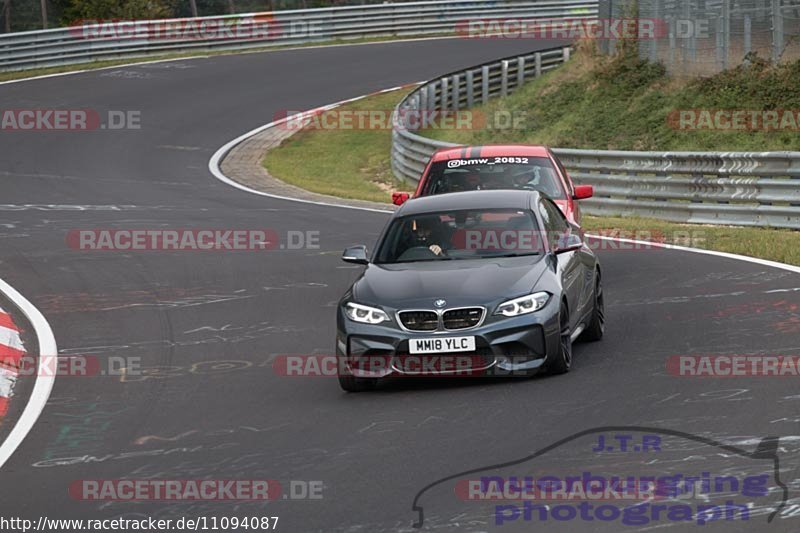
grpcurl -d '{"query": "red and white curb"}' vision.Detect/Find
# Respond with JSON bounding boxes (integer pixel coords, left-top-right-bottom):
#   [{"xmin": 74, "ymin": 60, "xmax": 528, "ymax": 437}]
[{"xmin": 0, "ymin": 305, "xmax": 26, "ymax": 419}]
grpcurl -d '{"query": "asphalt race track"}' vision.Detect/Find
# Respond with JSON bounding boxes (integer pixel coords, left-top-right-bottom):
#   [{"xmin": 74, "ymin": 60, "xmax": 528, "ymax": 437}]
[{"xmin": 0, "ymin": 37, "xmax": 799, "ymax": 532}]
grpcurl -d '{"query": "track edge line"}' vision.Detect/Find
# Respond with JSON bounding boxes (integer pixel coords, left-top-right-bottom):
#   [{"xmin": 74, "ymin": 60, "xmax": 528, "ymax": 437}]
[{"xmin": 0, "ymin": 277, "xmax": 57, "ymax": 470}]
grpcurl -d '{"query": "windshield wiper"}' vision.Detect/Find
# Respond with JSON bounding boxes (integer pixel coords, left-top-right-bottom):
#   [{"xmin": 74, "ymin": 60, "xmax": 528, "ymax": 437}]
[
  {"xmin": 482, "ymin": 252, "xmax": 542, "ymax": 259},
  {"xmin": 390, "ymin": 257, "xmax": 456, "ymax": 264}
]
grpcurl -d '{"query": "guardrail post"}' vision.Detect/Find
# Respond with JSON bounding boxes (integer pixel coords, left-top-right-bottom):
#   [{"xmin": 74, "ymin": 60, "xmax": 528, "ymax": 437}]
[
  {"xmin": 669, "ymin": 17, "xmax": 676, "ymax": 64},
  {"xmin": 716, "ymin": 17, "xmax": 724, "ymax": 71},
  {"xmin": 562, "ymin": 46, "xmax": 571, "ymax": 62},
  {"xmin": 427, "ymin": 83, "xmax": 437, "ymax": 111},
  {"xmin": 517, "ymin": 57, "xmax": 525, "ymax": 87},
  {"xmin": 419, "ymin": 89, "xmax": 428, "ymax": 129},
  {"xmin": 465, "ymin": 69, "xmax": 474, "ymax": 108},
  {"xmin": 744, "ymin": 15, "xmax": 752, "ymax": 57},
  {"xmin": 650, "ymin": 0, "xmax": 660, "ymax": 63},
  {"xmin": 535, "ymin": 52, "xmax": 542, "ymax": 77},
  {"xmin": 481, "ymin": 65, "xmax": 490, "ymax": 104},
  {"xmin": 772, "ymin": 0, "xmax": 784, "ymax": 63},
  {"xmin": 501, "ymin": 60, "xmax": 509, "ymax": 97},
  {"xmin": 441, "ymin": 77, "xmax": 449, "ymax": 111},
  {"xmin": 409, "ymin": 94, "xmax": 419, "ymax": 125},
  {"xmin": 722, "ymin": 0, "xmax": 730, "ymax": 70},
  {"xmin": 452, "ymin": 74, "xmax": 460, "ymax": 110},
  {"xmin": 682, "ymin": 0, "xmax": 691, "ymax": 69},
  {"xmin": 689, "ymin": 3, "xmax": 697, "ymax": 62}
]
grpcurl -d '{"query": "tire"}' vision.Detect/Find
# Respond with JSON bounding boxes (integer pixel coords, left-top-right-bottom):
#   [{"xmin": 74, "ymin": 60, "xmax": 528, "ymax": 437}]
[
  {"xmin": 338, "ymin": 373, "xmax": 379, "ymax": 392},
  {"xmin": 546, "ymin": 301, "xmax": 573, "ymax": 375},
  {"xmin": 581, "ymin": 271, "xmax": 605, "ymax": 342}
]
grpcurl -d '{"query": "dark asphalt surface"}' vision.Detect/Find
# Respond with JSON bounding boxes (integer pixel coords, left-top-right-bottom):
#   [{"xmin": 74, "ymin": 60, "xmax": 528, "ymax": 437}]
[{"xmin": 0, "ymin": 37, "xmax": 799, "ymax": 532}]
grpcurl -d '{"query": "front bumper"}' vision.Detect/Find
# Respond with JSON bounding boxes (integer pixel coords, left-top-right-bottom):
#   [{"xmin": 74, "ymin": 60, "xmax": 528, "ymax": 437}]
[{"xmin": 336, "ymin": 301, "xmax": 561, "ymax": 379}]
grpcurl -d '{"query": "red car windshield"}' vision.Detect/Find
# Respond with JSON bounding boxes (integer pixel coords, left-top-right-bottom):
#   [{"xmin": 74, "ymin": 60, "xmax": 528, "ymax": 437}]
[{"xmin": 421, "ymin": 157, "xmax": 565, "ymax": 200}]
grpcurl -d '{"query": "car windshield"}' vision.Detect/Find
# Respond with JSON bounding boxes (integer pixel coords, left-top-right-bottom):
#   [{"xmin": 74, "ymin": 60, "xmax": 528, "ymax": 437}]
[
  {"xmin": 421, "ymin": 157, "xmax": 566, "ymax": 199},
  {"xmin": 374, "ymin": 208, "xmax": 544, "ymax": 264}
]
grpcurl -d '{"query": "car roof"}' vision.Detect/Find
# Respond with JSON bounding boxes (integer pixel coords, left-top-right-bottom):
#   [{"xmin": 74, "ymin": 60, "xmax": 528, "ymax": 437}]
[
  {"xmin": 430, "ymin": 145, "xmax": 551, "ymax": 162},
  {"xmin": 397, "ymin": 190, "xmax": 541, "ymax": 216}
]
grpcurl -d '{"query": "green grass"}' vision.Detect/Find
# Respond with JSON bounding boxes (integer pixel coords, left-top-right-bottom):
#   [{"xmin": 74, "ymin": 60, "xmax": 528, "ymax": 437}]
[
  {"xmin": 263, "ymin": 89, "xmax": 406, "ymax": 203},
  {"xmin": 423, "ymin": 44, "xmax": 800, "ymax": 151}
]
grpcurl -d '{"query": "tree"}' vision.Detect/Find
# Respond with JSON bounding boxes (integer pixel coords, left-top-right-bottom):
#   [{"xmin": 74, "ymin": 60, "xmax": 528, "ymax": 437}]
[{"xmin": 61, "ymin": 0, "xmax": 177, "ymax": 23}]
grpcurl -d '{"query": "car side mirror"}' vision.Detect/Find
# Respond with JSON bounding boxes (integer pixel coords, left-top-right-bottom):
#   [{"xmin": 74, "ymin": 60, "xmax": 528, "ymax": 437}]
[
  {"xmin": 392, "ymin": 192, "xmax": 410, "ymax": 206},
  {"xmin": 342, "ymin": 245, "xmax": 369, "ymax": 265},
  {"xmin": 573, "ymin": 185, "xmax": 593, "ymax": 200},
  {"xmin": 554, "ymin": 233, "xmax": 583, "ymax": 254}
]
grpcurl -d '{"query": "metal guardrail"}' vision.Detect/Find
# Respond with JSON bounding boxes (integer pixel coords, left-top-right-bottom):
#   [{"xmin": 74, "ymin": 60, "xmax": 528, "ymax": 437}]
[
  {"xmin": 392, "ymin": 45, "xmax": 572, "ymax": 181},
  {"xmin": 0, "ymin": 0, "xmax": 598, "ymax": 71},
  {"xmin": 390, "ymin": 47, "xmax": 800, "ymax": 229}
]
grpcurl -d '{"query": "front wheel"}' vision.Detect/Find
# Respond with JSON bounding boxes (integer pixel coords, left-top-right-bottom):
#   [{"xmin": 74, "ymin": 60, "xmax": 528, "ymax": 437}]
[
  {"xmin": 546, "ymin": 302, "xmax": 572, "ymax": 375},
  {"xmin": 338, "ymin": 373, "xmax": 379, "ymax": 392},
  {"xmin": 581, "ymin": 272, "xmax": 605, "ymax": 342}
]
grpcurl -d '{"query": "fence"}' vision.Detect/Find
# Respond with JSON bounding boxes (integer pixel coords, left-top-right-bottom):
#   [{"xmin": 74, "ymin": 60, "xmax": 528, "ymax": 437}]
[
  {"xmin": 390, "ymin": 45, "xmax": 800, "ymax": 229},
  {"xmin": 0, "ymin": 0, "xmax": 598, "ymax": 71},
  {"xmin": 599, "ymin": 0, "xmax": 800, "ymax": 76}
]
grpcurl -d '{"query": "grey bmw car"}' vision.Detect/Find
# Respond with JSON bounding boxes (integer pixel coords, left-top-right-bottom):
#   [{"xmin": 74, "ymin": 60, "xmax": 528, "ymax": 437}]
[{"xmin": 336, "ymin": 190, "xmax": 604, "ymax": 392}]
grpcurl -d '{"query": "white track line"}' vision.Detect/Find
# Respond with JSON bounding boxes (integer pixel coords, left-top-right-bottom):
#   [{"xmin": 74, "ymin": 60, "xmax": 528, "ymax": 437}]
[
  {"xmin": 587, "ymin": 235, "xmax": 800, "ymax": 275},
  {"xmin": 209, "ymin": 92, "xmax": 800, "ymax": 277},
  {"xmin": 0, "ymin": 277, "xmax": 57, "ymax": 470},
  {"xmin": 208, "ymin": 85, "xmax": 417, "ymax": 214}
]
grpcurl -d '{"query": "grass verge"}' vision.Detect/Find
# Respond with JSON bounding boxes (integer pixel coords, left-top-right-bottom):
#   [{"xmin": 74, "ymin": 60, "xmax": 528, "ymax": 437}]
[{"xmin": 262, "ymin": 88, "xmax": 406, "ymax": 203}]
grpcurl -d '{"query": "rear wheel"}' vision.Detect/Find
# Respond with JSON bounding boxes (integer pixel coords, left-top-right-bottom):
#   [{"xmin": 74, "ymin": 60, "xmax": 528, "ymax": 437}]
[
  {"xmin": 581, "ymin": 272, "xmax": 605, "ymax": 342},
  {"xmin": 547, "ymin": 302, "xmax": 572, "ymax": 375}
]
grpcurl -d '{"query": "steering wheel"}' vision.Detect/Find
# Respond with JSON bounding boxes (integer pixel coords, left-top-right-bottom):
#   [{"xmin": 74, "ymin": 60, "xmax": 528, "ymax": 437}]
[{"xmin": 396, "ymin": 246, "xmax": 440, "ymax": 262}]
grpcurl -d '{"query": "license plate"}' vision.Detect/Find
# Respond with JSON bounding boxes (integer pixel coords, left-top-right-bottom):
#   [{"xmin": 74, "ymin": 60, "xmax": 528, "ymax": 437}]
[{"xmin": 409, "ymin": 336, "xmax": 476, "ymax": 354}]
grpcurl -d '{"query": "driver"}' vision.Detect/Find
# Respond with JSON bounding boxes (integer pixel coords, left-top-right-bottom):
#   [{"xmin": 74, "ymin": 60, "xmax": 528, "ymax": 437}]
[
  {"xmin": 464, "ymin": 171, "xmax": 482, "ymax": 191},
  {"xmin": 411, "ymin": 217, "xmax": 450, "ymax": 256},
  {"xmin": 513, "ymin": 166, "xmax": 541, "ymax": 190}
]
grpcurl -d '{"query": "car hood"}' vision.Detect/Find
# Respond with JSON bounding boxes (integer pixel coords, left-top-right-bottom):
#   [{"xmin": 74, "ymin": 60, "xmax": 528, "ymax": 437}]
[{"xmin": 352, "ymin": 256, "xmax": 548, "ymax": 309}]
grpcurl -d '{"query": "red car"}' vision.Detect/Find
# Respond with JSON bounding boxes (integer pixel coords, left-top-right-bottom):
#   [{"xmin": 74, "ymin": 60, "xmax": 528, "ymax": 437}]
[{"xmin": 392, "ymin": 145, "xmax": 592, "ymax": 225}]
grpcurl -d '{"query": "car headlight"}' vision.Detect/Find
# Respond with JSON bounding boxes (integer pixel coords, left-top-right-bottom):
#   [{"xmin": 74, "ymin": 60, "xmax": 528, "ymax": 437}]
[
  {"xmin": 495, "ymin": 292, "xmax": 550, "ymax": 317},
  {"xmin": 344, "ymin": 302, "xmax": 390, "ymax": 324}
]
